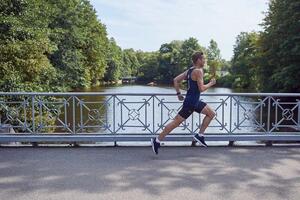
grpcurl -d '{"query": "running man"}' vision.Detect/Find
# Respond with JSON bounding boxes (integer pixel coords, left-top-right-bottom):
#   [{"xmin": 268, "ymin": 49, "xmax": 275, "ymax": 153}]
[{"xmin": 151, "ymin": 51, "xmax": 216, "ymax": 154}]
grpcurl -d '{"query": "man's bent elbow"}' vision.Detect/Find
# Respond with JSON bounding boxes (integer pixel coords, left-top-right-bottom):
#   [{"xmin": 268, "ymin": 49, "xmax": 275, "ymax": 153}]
[{"xmin": 199, "ymin": 87, "xmax": 205, "ymax": 92}]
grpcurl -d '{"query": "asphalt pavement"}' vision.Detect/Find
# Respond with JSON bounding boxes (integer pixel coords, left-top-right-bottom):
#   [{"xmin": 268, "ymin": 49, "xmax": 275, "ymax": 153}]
[{"xmin": 1, "ymin": 146, "xmax": 300, "ymax": 200}]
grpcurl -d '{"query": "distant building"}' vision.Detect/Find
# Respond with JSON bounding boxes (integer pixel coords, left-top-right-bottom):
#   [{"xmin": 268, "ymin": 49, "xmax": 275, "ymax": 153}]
[{"xmin": 122, "ymin": 77, "xmax": 137, "ymax": 84}]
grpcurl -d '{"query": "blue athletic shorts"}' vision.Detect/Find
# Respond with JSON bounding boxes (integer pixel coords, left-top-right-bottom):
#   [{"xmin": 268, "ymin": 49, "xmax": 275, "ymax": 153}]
[{"xmin": 178, "ymin": 100, "xmax": 207, "ymax": 119}]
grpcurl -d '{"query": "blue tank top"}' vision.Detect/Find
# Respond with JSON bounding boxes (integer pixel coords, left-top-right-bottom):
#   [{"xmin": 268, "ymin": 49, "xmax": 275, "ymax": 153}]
[{"xmin": 183, "ymin": 67, "xmax": 200, "ymax": 107}]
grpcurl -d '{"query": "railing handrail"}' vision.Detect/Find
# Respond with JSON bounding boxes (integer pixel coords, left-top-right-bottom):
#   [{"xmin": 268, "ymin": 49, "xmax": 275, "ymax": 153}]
[
  {"xmin": 0, "ymin": 92, "xmax": 299, "ymax": 143},
  {"xmin": 0, "ymin": 92, "xmax": 299, "ymax": 97}
]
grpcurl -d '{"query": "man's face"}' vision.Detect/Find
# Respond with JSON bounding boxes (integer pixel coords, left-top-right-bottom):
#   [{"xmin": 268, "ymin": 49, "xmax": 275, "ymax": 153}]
[{"xmin": 198, "ymin": 56, "xmax": 205, "ymax": 67}]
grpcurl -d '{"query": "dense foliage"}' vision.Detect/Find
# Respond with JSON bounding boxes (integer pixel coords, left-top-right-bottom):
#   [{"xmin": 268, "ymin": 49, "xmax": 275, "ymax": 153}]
[
  {"xmin": 229, "ymin": 0, "xmax": 300, "ymax": 92},
  {"xmin": 0, "ymin": 0, "xmax": 299, "ymax": 92}
]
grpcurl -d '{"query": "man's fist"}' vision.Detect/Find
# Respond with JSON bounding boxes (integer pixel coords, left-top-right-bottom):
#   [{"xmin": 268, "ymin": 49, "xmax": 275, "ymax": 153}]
[
  {"xmin": 177, "ymin": 94, "xmax": 185, "ymax": 101},
  {"xmin": 210, "ymin": 78, "xmax": 216, "ymax": 86}
]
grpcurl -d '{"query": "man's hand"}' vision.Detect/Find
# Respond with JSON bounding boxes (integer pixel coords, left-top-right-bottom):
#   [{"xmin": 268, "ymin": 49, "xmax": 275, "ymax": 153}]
[
  {"xmin": 209, "ymin": 78, "xmax": 216, "ymax": 86},
  {"xmin": 177, "ymin": 94, "xmax": 185, "ymax": 101}
]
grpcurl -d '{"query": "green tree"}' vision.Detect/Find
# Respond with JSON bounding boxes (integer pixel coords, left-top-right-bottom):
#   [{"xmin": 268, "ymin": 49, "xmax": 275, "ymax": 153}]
[
  {"xmin": 231, "ymin": 32, "xmax": 260, "ymax": 89},
  {"xmin": 179, "ymin": 37, "xmax": 205, "ymax": 69},
  {"xmin": 157, "ymin": 41, "xmax": 181, "ymax": 83},
  {"xmin": 136, "ymin": 38, "xmax": 214, "ymax": 84},
  {"xmin": 122, "ymin": 48, "xmax": 139, "ymax": 77},
  {"xmin": 0, "ymin": 0, "xmax": 60, "ymax": 132},
  {"xmin": 137, "ymin": 52, "xmax": 159, "ymax": 83},
  {"xmin": 207, "ymin": 39, "xmax": 222, "ymax": 78},
  {"xmin": 48, "ymin": 0, "xmax": 108, "ymax": 89},
  {"xmin": 257, "ymin": 0, "xmax": 300, "ymax": 92},
  {"xmin": 0, "ymin": 0, "xmax": 58, "ymax": 92},
  {"xmin": 104, "ymin": 38, "xmax": 122, "ymax": 82}
]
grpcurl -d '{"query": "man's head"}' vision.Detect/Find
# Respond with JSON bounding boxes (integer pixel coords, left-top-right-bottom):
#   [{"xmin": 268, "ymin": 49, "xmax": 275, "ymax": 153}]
[{"xmin": 192, "ymin": 51, "xmax": 205, "ymax": 67}]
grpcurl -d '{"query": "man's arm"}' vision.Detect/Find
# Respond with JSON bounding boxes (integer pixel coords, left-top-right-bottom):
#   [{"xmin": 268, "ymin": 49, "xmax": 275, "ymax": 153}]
[
  {"xmin": 173, "ymin": 70, "xmax": 188, "ymax": 94},
  {"xmin": 173, "ymin": 70, "xmax": 188, "ymax": 101},
  {"xmin": 195, "ymin": 69, "xmax": 216, "ymax": 92}
]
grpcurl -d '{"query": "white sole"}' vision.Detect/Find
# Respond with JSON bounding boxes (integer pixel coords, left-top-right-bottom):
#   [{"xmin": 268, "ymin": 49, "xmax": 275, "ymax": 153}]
[{"xmin": 193, "ymin": 136, "xmax": 208, "ymax": 147}]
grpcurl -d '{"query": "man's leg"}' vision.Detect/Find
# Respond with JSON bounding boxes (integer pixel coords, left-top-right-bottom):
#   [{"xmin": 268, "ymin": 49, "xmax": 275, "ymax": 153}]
[
  {"xmin": 199, "ymin": 105, "xmax": 216, "ymax": 133},
  {"xmin": 193, "ymin": 105, "xmax": 216, "ymax": 147},
  {"xmin": 151, "ymin": 114, "xmax": 185, "ymax": 154},
  {"xmin": 158, "ymin": 114, "xmax": 185, "ymax": 141}
]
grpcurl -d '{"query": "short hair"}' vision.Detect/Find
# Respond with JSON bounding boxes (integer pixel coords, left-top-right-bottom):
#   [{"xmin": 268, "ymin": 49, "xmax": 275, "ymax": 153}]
[{"xmin": 192, "ymin": 51, "xmax": 204, "ymax": 64}]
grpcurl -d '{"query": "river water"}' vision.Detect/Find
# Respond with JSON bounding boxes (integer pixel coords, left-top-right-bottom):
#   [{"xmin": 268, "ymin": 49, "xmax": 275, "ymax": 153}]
[{"xmin": 66, "ymin": 84, "xmax": 256, "ymax": 135}]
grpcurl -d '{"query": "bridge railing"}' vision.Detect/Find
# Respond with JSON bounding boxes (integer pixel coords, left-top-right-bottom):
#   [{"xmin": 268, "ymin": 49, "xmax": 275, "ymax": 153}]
[{"xmin": 0, "ymin": 92, "xmax": 299, "ymax": 143}]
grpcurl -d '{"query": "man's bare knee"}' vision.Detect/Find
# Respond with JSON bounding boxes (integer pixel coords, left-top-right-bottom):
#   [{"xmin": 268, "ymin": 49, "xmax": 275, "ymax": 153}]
[{"xmin": 207, "ymin": 110, "xmax": 216, "ymax": 119}]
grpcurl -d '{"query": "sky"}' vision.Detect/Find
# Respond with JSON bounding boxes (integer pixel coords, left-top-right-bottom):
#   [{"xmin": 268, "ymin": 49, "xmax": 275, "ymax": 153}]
[{"xmin": 90, "ymin": 0, "xmax": 269, "ymax": 60}]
